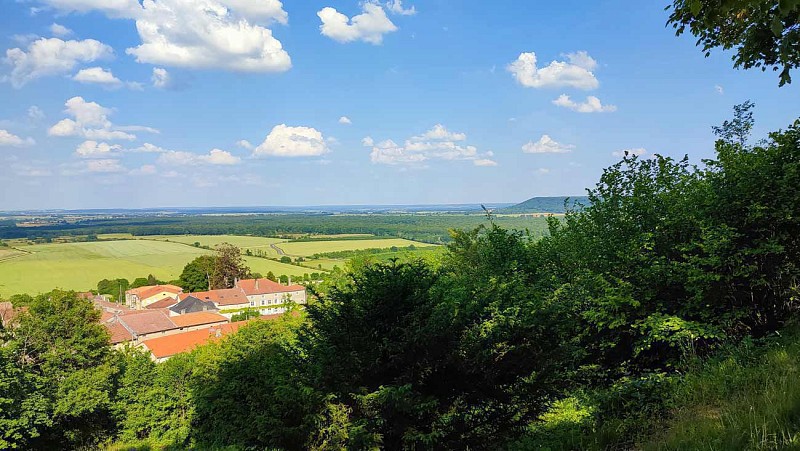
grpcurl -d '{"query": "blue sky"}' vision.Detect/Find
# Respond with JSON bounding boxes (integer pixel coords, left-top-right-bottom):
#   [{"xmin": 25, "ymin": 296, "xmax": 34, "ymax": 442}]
[{"xmin": 0, "ymin": 0, "xmax": 798, "ymax": 210}]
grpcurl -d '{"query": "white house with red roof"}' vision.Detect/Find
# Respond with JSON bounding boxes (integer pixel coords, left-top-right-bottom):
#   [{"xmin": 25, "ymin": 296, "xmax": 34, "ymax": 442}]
[
  {"xmin": 125, "ymin": 284, "xmax": 183, "ymax": 309},
  {"xmin": 235, "ymin": 277, "xmax": 306, "ymax": 315}
]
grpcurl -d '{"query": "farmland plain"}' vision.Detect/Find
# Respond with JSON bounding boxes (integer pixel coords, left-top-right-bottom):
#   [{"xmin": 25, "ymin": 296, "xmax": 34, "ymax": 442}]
[
  {"xmin": 144, "ymin": 235, "xmax": 287, "ymax": 256},
  {"xmin": 0, "ymin": 234, "xmax": 442, "ymax": 296},
  {"xmin": 279, "ymin": 238, "xmax": 436, "ymax": 257},
  {"xmin": 0, "ymin": 239, "xmax": 307, "ymax": 297}
]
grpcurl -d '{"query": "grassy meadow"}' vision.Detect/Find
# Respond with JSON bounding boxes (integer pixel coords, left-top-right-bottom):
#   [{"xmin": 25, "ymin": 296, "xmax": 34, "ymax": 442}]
[
  {"xmin": 0, "ymin": 234, "xmax": 441, "ymax": 296},
  {"xmin": 144, "ymin": 234, "xmax": 287, "ymax": 257},
  {"xmin": 0, "ymin": 239, "xmax": 307, "ymax": 297}
]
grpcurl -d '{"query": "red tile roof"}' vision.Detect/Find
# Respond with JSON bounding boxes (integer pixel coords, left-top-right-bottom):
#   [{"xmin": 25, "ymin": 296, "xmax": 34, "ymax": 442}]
[
  {"xmin": 145, "ymin": 295, "xmax": 180, "ymax": 310},
  {"xmin": 170, "ymin": 311, "xmax": 228, "ymax": 328},
  {"xmin": 107, "ymin": 321, "xmax": 134, "ymax": 344},
  {"xmin": 141, "ymin": 322, "xmax": 245, "ymax": 359},
  {"xmin": 126, "ymin": 284, "xmax": 183, "ymax": 300},
  {"xmin": 115, "ymin": 310, "xmax": 178, "ymax": 335},
  {"xmin": 183, "ymin": 287, "xmax": 248, "ymax": 306},
  {"xmin": 236, "ymin": 278, "xmax": 305, "ymax": 295}
]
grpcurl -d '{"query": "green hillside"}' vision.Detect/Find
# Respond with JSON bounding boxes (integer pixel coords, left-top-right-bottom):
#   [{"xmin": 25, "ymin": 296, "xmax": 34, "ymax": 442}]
[{"xmin": 499, "ymin": 196, "xmax": 589, "ymax": 214}]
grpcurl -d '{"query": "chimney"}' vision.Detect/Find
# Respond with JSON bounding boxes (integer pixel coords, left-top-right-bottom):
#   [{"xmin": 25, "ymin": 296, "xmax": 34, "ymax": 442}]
[
  {"xmin": 288, "ymin": 276, "xmax": 291, "ymax": 286},
  {"xmin": 181, "ymin": 309, "xmax": 186, "ymax": 315},
  {"xmin": 255, "ymin": 278, "xmax": 259, "ymax": 290}
]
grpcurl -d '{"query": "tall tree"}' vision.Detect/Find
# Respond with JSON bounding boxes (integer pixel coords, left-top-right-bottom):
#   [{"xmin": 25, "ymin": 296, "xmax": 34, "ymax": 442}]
[
  {"xmin": 0, "ymin": 290, "xmax": 116, "ymax": 449},
  {"xmin": 211, "ymin": 243, "xmax": 250, "ymax": 289},
  {"xmin": 667, "ymin": 0, "xmax": 800, "ymax": 85},
  {"xmin": 178, "ymin": 255, "xmax": 216, "ymax": 292}
]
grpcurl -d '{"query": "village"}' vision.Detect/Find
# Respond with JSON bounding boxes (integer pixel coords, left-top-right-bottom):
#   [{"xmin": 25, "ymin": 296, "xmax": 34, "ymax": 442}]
[{"xmin": 84, "ymin": 278, "xmax": 307, "ymax": 362}]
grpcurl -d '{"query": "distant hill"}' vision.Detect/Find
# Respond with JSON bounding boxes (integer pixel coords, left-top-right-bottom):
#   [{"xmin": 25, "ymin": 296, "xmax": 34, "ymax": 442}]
[{"xmin": 498, "ymin": 196, "xmax": 589, "ymax": 214}]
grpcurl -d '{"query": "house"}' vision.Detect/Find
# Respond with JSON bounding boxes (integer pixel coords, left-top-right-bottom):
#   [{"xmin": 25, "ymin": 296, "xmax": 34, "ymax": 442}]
[
  {"xmin": 235, "ymin": 277, "xmax": 307, "ymax": 316},
  {"xmin": 139, "ymin": 312, "xmax": 296, "ymax": 362},
  {"xmin": 140, "ymin": 322, "xmax": 245, "ymax": 363},
  {"xmin": 125, "ymin": 284, "xmax": 183, "ymax": 309},
  {"xmin": 145, "ymin": 296, "xmax": 180, "ymax": 310},
  {"xmin": 180, "ymin": 287, "xmax": 250, "ymax": 318},
  {"xmin": 101, "ymin": 309, "xmax": 229, "ymax": 347},
  {"xmin": 170, "ymin": 311, "xmax": 228, "ymax": 329},
  {"xmin": 168, "ymin": 295, "xmax": 218, "ymax": 316}
]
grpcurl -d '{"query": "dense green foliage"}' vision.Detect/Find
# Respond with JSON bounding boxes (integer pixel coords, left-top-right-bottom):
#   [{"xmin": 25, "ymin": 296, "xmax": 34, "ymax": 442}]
[
  {"xmin": 0, "ymin": 291, "xmax": 114, "ymax": 449},
  {"xmin": 668, "ymin": 0, "xmax": 800, "ymax": 85},
  {"xmin": 177, "ymin": 244, "xmax": 252, "ymax": 291},
  {"xmin": 2, "ymin": 107, "xmax": 800, "ymax": 449}
]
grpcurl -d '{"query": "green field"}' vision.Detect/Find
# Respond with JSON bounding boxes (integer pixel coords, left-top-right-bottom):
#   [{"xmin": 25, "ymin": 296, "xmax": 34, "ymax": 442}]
[
  {"xmin": 279, "ymin": 238, "xmax": 437, "ymax": 257},
  {"xmin": 0, "ymin": 240, "xmax": 308, "ymax": 297},
  {"xmin": 143, "ymin": 234, "xmax": 287, "ymax": 257}
]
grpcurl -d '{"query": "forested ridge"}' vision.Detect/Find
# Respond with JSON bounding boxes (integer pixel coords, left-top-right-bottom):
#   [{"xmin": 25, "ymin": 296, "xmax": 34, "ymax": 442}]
[{"xmin": 2, "ymin": 105, "xmax": 800, "ymax": 449}]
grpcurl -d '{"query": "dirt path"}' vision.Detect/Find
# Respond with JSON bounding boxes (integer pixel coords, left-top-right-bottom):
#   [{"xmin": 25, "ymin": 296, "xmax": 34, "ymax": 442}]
[{"xmin": 270, "ymin": 243, "xmax": 286, "ymax": 256}]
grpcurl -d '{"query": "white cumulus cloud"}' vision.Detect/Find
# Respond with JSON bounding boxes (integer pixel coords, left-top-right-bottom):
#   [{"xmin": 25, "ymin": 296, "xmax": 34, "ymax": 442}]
[
  {"xmin": 338, "ymin": 116, "xmax": 352, "ymax": 125},
  {"xmin": 151, "ymin": 67, "xmax": 170, "ymax": 88},
  {"xmin": 508, "ymin": 50, "xmax": 599, "ymax": 90},
  {"xmin": 4, "ymin": 37, "xmax": 113, "ymax": 88},
  {"xmin": 522, "ymin": 135, "xmax": 575, "ymax": 154},
  {"xmin": 37, "ymin": 0, "xmax": 292, "ymax": 73},
  {"xmin": 385, "ymin": 0, "xmax": 416, "ymax": 15},
  {"xmin": 254, "ymin": 124, "xmax": 330, "ymax": 157},
  {"xmin": 368, "ymin": 124, "xmax": 492, "ymax": 166},
  {"xmin": 50, "ymin": 23, "xmax": 73, "ymax": 37},
  {"xmin": 552, "ymin": 94, "xmax": 617, "ymax": 113},
  {"xmin": 236, "ymin": 139, "xmax": 253, "ymax": 149},
  {"xmin": 158, "ymin": 148, "xmax": 241, "ymax": 165},
  {"xmin": 318, "ymin": 3, "xmax": 398, "ymax": 44},
  {"xmin": 126, "ymin": 0, "xmax": 291, "ymax": 72},
  {"xmin": 73, "ymin": 66, "xmax": 121, "ymax": 86},
  {"xmin": 47, "ymin": 96, "xmax": 156, "ymax": 141},
  {"xmin": 0, "ymin": 130, "xmax": 35, "ymax": 147},
  {"xmin": 75, "ymin": 140, "xmax": 121, "ymax": 158}
]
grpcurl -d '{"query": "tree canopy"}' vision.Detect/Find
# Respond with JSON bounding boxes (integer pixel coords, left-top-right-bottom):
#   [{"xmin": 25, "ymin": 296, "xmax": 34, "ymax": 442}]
[{"xmin": 668, "ymin": 0, "xmax": 800, "ymax": 85}]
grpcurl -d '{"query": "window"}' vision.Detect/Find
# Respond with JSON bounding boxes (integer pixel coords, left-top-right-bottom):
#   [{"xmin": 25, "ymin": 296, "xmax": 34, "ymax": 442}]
[{"xmin": 249, "ymin": 301, "xmax": 255, "ymax": 307}]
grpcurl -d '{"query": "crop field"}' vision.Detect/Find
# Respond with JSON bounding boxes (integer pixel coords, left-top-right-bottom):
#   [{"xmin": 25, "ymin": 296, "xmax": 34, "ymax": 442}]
[
  {"xmin": 143, "ymin": 234, "xmax": 287, "ymax": 256},
  {"xmin": 279, "ymin": 238, "xmax": 437, "ymax": 257},
  {"xmin": 0, "ymin": 240, "xmax": 306, "ymax": 297},
  {"xmin": 0, "ymin": 248, "xmax": 26, "ymax": 262}
]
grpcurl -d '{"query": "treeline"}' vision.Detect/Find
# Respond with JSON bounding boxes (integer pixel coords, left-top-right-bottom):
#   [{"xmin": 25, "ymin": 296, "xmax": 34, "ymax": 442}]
[
  {"xmin": 0, "ymin": 213, "xmax": 550, "ymax": 244},
  {"xmin": 311, "ymin": 244, "xmax": 420, "ymax": 259}
]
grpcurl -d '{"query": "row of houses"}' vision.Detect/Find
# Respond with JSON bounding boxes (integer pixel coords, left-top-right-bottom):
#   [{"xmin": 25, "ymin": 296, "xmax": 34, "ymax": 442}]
[
  {"xmin": 90, "ymin": 277, "xmax": 308, "ymax": 361},
  {"xmin": 124, "ymin": 277, "xmax": 307, "ymax": 318}
]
